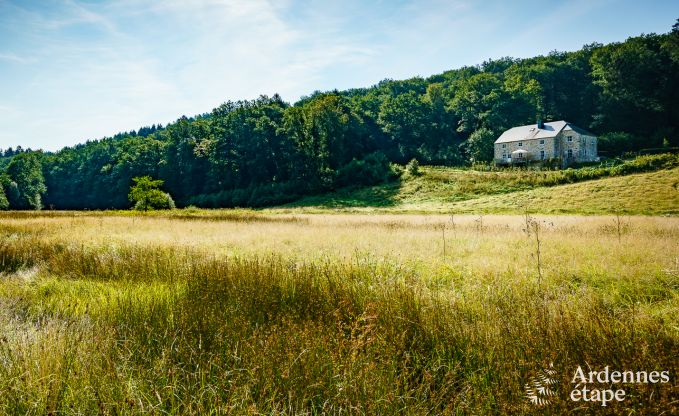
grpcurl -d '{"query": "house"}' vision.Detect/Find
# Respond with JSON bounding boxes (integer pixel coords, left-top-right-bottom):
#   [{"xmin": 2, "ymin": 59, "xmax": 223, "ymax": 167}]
[{"xmin": 494, "ymin": 120, "xmax": 598, "ymax": 167}]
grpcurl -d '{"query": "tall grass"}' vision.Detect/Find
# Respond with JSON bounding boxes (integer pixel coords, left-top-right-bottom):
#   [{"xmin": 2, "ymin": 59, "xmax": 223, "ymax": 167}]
[{"xmin": 0, "ymin": 215, "xmax": 677, "ymax": 414}]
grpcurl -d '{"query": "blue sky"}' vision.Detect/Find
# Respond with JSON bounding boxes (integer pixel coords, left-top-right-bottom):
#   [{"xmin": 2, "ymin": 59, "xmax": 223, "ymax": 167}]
[{"xmin": 1, "ymin": 0, "xmax": 677, "ymax": 151}]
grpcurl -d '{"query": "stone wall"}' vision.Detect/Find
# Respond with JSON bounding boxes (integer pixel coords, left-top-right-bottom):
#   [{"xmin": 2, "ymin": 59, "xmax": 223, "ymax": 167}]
[
  {"xmin": 494, "ymin": 136, "xmax": 558, "ymax": 164},
  {"xmin": 558, "ymin": 130, "xmax": 598, "ymax": 164},
  {"xmin": 494, "ymin": 129, "xmax": 598, "ymax": 166}
]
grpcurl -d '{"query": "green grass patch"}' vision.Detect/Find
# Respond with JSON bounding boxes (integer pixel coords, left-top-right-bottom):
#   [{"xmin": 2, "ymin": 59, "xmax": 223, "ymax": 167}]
[{"xmin": 281, "ymin": 154, "xmax": 679, "ymax": 215}]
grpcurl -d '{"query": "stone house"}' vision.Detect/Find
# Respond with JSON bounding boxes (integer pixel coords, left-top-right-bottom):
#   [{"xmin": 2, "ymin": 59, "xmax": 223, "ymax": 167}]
[{"xmin": 494, "ymin": 120, "xmax": 598, "ymax": 167}]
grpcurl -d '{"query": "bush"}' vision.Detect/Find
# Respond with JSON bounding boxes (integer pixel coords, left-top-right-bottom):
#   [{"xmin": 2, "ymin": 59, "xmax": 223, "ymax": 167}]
[
  {"xmin": 0, "ymin": 184, "xmax": 8, "ymax": 210},
  {"xmin": 598, "ymin": 132, "xmax": 640, "ymax": 155},
  {"xmin": 133, "ymin": 192, "xmax": 174, "ymax": 211},
  {"xmin": 166, "ymin": 193, "xmax": 176, "ymax": 209},
  {"xmin": 335, "ymin": 152, "xmax": 401, "ymax": 188},
  {"xmin": 405, "ymin": 158, "xmax": 420, "ymax": 177},
  {"xmin": 465, "ymin": 127, "xmax": 496, "ymax": 162},
  {"xmin": 187, "ymin": 180, "xmax": 312, "ymax": 209},
  {"xmin": 129, "ymin": 176, "xmax": 175, "ymax": 211}
]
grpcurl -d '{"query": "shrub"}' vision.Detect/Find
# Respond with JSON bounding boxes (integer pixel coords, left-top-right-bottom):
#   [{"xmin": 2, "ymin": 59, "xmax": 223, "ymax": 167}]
[
  {"xmin": 598, "ymin": 132, "xmax": 640, "ymax": 155},
  {"xmin": 187, "ymin": 180, "xmax": 311, "ymax": 209},
  {"xmin": 336, "ymin": 152, "xmax": 400, "ymax": 187},
  {"xmin": 129, "ymin": 176, "xmax": 175, "ymax": 211},
  {"xmin": 0, "ymin": 175, "xmax": 9, "ymax": 210},
  {"xmin": 465, "ymin": 127, "xmax": 496, "ymax": 162},
  {"xmin": 405, "ymin": 158, "xmax": 420, "ymax": 177},
  {"xmin": 0, "ymin": 186, "xmax": 8, "ymax": 210}
]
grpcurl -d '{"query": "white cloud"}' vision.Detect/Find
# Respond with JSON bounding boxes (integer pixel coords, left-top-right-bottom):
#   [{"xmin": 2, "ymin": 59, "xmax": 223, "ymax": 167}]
[
  {"xmin": 1, "ymin": 0, "xmax": 386, "ymax": 150},
  {"xmin": 0, "ymin": 52, "xmax": 31, "ymax": 63},
  {"xmin": 2, "ymin": 0, "xmax": 669, "ymax": 151}
]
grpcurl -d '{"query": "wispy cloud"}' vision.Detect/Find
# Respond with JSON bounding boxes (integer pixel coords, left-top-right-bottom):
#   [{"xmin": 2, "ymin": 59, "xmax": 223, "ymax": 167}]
[
  {"xmin": 0, "ymin": 0, "xmax": 675, "ymax": 150},
  {"xmin": 0, "ymin": 52, "xmax": 30, "ymax": 63},
  {"xmin": 1, "ymin": 0, "xmax": 383, "ymax": 149}
]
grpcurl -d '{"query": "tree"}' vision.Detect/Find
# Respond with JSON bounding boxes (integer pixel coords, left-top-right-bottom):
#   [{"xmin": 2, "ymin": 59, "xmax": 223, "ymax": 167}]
[
  {"xmin": 10, "ymin": 24, "xmax": 676, "ymax": 209},
  {"xmin": 283, "ymin": 94, "xmax": 365, "ymax": 188},
  {"xmin": 335, "ymin": 152, "xmax": 398, "ymax": 187},
  {"xmin": 597, "ymin": 132, "xmax": 640, "ymax": 155},
  {"xmin": 465, "ymin": 127, "xmax": 496, "ymax": 163},
  {"xmin": 6, "ymin": 152, "xmax": 46, "ymax": 210},
  {"xmin": 0, "ymin": 175, "xmax": 9, "ymax": 210},
  {"xmin": 448, "ymin": 72, "xmax": 516, "ymax": 138},
  {"xmin": 590, "ymin": 33, "xmax": 678, "ymax": 145},
  {"xmin": 128, "ymin": 176, "xmax": 175, "ymax": 211}
]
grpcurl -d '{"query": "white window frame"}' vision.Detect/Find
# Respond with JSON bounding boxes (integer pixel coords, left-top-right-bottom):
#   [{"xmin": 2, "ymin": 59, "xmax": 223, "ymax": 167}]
[{"xmin": 518, "ymin": 141, "xmax": 523, "ymax": 147}]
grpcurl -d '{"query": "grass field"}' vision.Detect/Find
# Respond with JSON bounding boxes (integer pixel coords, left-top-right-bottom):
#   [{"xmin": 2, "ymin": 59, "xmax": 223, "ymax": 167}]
[
  {"xmin": 284, "ymin": 164, "xmax": 679, "ymax": 215},
  {"xmin": 0, "ymin": 211, "xmax": 678, "ymax": 414}
]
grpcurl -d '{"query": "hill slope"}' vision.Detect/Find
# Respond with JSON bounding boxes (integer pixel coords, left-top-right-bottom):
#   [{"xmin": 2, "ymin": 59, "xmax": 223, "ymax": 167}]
[{"xmin": 280, "ymin": 167, "xmax": 679, "ymax": 215}]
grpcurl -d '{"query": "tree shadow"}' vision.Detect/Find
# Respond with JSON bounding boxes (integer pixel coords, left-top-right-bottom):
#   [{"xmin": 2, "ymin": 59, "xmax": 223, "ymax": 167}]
[{"xmin": 283, "ymin": 178, "xmax": 403, "ymax": 208}]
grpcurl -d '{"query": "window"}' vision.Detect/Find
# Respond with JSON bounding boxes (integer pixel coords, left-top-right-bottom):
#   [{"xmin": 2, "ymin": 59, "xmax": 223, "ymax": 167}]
[
  {"xmin": 567, "ymin": 136, "xmax": 573, "ymax": 142},
  {"xmin": 502, "ymin": 153, "xmax": 506, "ymax": 159},
  {"xmin": 540, "ymin": 150, "xmax": 545, "ymax": 160},
  {"xmin": 518, "ymin": 142, "xmax": 523, "ymax": 147},
  {"xmin": 539, "ymin": 139, "xmax": 544, "ymax": 145},
  {"xmin": 502, "ymin": 144, "xmax": 506, "ymax": 149},
  {"xmin": 567, "ymin": 149, "xmax": 573, "ymax": 158},
  {"xmin": 517, "ymin": 152, "xmax": 523, "ymax": 158}
]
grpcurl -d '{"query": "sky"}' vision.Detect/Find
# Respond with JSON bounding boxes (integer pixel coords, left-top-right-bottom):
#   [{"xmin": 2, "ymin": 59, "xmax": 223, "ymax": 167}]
[{"xmin": 0, "ymin": 0, "xmax": 677, "ymax": 151}]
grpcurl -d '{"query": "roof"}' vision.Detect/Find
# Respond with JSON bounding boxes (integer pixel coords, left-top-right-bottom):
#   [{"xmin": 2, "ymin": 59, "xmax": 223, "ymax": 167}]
[{"xmin": 494, "ymin": 120, "xmax": 595, "ymax": 144}]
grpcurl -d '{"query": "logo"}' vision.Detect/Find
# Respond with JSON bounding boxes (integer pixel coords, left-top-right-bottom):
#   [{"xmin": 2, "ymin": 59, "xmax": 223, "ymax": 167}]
[
  {"xmin": 570, "ymin": 365, "xmax": 670, "ymax": 407},
  {"xmin": 525, "ymin": 362, "xmax": 559, "ymax": 406},
  {"xmin": 525, "ymin": 363, "xmax": 672, "ymax": 408}
]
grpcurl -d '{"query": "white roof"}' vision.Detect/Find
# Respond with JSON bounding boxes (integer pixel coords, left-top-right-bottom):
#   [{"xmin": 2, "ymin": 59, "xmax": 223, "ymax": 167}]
[{"xmin": 494, "ymin": 120, "xmax": 594, "ymax": 144}]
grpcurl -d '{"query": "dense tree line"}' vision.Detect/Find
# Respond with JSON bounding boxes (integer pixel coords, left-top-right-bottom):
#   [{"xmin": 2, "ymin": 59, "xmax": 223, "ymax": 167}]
[{"xmin": 0, "ymin": 25, "xmax": 677, "ymax": 210}]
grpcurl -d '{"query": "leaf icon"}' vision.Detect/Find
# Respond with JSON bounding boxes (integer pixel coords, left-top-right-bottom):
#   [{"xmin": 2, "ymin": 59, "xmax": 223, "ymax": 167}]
[{"xmin": 525, "ymin": 363, "xmax": 559, "ymax": 406}]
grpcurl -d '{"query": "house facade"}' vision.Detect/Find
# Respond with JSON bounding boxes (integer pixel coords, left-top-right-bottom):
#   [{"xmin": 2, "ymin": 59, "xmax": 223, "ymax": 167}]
[{"xmin": 494, "ymin": 120, "xmax": 598, "ymax": 167}]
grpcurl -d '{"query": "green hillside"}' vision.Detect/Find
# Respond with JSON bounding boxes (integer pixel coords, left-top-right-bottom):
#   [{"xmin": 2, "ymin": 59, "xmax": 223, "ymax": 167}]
[
  {"xmin": 3, "ymin": 26, "xmax": 679, "ymax": 212},
  {"xmin": 280, "ymin": 162, "xmax": 679, "ymax": 215}
]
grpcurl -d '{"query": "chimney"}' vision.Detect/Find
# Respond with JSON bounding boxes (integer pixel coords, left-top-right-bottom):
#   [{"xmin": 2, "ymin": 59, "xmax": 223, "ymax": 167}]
[{"xmin": 537, "ymin": 118, "xmax": 544, "ymax": 129}]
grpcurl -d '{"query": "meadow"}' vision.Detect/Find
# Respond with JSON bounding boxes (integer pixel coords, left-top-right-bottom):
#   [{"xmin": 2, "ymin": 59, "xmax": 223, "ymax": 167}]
[
  {"xmin": 286, "ymin": 154, "xmax": 679, "ymax": 215},
  {"xmin": 0, "ymin": 211, "xmax": 677, "ymax": 414}
]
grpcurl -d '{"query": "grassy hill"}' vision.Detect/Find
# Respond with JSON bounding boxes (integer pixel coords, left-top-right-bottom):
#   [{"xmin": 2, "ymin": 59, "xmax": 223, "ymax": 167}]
[
  {"xmin": 446, "ymin": 168, "xmax": 679, "ymax": 215},
  {"xmin": 279, "ymin": 157, "xmax": 679, "ymax": 215}
]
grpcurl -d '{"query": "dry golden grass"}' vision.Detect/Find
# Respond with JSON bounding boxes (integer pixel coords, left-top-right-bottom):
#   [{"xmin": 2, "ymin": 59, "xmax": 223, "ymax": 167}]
[
  {"xmin": 0, "ymin": 212, "xmax": 677, "ymax": 414},
  {"xmin": 3, "ymin": 214, "xmax": 677, "ymax": 278}
]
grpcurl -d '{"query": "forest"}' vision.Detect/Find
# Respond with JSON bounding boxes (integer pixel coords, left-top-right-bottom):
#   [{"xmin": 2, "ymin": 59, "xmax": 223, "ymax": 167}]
[{"xmin": 0, "ymin": 23, "xmax": 677, "ymax": 210}]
